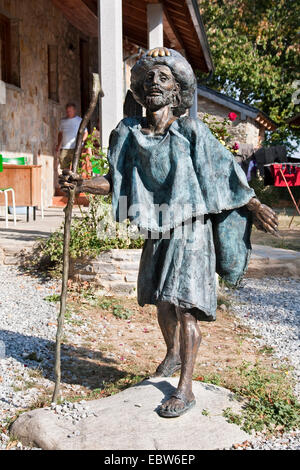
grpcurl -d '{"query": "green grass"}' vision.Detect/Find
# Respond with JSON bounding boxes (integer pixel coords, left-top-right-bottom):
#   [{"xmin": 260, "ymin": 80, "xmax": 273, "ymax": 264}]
[
  {"xmin": 44, "ymin": 294, "xmax": 60, "ymax": 303},
  {"xmin": 223, "ymin": 362, "xmax": 299, "ymax": 434},
  {"xmin": 195, "ymin": 361, "xmax": 299, "ymax": 434},
  {"xmin": 98, "ymin": 298, "xmax": 134, "ymax": 320}
]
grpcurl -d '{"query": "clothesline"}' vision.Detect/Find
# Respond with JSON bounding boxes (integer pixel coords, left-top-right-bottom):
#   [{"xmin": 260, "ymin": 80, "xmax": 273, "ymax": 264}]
[
  {"xmin": 264, "ymin": 162, "xmax": 300, "ymax": 187},
  {"xmin": 264, "ymin": 163, "xmax": 300, "ymax": 228}
]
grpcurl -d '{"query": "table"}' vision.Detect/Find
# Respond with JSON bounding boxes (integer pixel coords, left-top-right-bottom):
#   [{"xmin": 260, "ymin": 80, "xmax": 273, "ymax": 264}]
[{"xmin": 0, "ymin": 164, "xmax": 42, "ymax": 221}]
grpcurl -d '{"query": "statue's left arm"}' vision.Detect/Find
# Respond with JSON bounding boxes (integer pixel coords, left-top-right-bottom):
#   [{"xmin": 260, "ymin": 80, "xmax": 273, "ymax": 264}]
[
  {"xmin": 188, "ymin": 118, "xmax": 279, "ymax": 237},
  {"xmin": 246, "ymin": 197, "xmax": 279, "ymax": 236}
]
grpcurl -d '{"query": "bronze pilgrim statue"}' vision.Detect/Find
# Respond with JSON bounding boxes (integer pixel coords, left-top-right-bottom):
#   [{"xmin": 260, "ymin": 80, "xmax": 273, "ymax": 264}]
[{"xmin": 60, "ymin": 48, "xmax": 278, "ymax": 418}]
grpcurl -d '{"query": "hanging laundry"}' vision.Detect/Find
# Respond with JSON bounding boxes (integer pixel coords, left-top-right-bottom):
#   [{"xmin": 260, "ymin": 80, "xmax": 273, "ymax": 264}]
[
  {"xmin": 254, "ymin": 148, "xmax": 267, "ymax": 176},
  {"xmin": 264, "ymin": 163, "xmax": 300, "ymax": 187},
  {"xmin": 253, "ymin": 145, "xmax": 287, "ymax": 176},
  {"xmin": 246, "ymin": 158, "xmax": 257, "ymax": 181},
  {"xmin": 274, "ymin": 145, "xmax": 287, "ymax": 163}
]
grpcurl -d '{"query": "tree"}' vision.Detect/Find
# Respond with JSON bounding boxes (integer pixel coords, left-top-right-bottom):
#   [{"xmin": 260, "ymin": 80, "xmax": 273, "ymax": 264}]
[{"xmin": 198, "ymin": 0, "xmax": 300, "ymax": 148}]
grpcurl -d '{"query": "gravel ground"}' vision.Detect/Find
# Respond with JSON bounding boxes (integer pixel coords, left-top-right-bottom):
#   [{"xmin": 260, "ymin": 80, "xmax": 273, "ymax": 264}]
[
  {"xmin": 229, "ymin": 276, "xmax": 300, "ymax": 450},
  {"xmin": 0, "ymin": 266, "xmax": 299, "ymax": 450},
  {"xmin": 237, "ymin": 429, "xmax": 300, "ymax": 450},
  {"xmin": 230, "ymin": 277, "xmax": 300, "ymax": 396},
  {"xmin": 0, "ymin": 266, "xmax": 86, "ymax": 450}
]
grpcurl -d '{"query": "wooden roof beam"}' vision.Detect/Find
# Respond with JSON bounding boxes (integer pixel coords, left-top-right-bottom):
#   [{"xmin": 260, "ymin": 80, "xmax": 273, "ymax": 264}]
[
  {"xmin": 163, "ymin": 7, "xmax": 186, "ymax": 54},
  {"xmin": 185, "ymin": 0, "xmax": 214, "ymax": 72},
  {"xmin": 255, "ymin": 114, "xmax": 276, "ymax": 131},
  {"xmin": 51, "ymin": 0, "xmax": 98, "ymax": 37}
]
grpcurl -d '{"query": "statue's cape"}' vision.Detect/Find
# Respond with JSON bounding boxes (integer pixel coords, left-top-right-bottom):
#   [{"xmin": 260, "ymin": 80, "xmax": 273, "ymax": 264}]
[{"xmin": 108, "ymin": 116, "xmax": 255, "ymax": 285}]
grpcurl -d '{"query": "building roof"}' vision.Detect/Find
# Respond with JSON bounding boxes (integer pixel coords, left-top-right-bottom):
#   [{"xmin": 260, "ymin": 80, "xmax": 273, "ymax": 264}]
[
  {"xmin": 51, "ymin": 0, "xmax": 98, "ymax": 37},
  {"xmin": 198, "ymin": 85, "xmax": 277, "ymax": 131},
  {"xmin": 51, "ymin": 0, "xmax": 214, "ymax": 73}
]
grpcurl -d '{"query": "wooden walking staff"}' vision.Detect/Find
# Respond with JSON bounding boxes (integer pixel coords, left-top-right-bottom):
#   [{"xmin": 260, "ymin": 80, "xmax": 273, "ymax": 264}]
[{"xmin": 52, "ymin": 74, "xmax": 104, "ymax": 403}]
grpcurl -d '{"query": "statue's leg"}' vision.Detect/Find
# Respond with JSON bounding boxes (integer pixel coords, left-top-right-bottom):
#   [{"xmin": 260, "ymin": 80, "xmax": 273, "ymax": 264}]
[
  {"xmin": 154, "ymin": 301, "xmax": 182, "ymax": 377},
  {"xmin": 158, "ymin": 308, "xmax": 201, "ymax": 417}
]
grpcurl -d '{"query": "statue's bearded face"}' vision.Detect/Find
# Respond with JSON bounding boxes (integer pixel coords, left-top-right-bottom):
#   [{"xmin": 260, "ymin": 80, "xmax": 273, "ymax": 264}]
[{"xmin": 143, "ymin": 65, "xmax": 179, "ymax": 111}]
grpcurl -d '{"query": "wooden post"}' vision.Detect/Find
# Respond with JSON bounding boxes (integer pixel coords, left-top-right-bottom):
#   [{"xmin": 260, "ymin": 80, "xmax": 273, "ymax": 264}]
[
  {"xmin": 147, "ymin": 3, "xmax": 164, "ymax": 49},
  {"xmin": 98, "ymin": 0, "xmax": 123, "ymax": 149}
]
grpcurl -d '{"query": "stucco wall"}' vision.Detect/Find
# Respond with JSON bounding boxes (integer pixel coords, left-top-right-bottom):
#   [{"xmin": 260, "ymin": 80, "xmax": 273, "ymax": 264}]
[
  {"xmin": 0, "ymin": 0, "xmax": 97, "ymax": 206},
  {"xmin": 198, "ymin": 95, "xmax": 264, "ymax": 148}
]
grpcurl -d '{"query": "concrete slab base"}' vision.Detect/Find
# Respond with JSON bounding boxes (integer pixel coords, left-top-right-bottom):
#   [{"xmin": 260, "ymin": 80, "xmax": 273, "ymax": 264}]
[
  {"xmin": 11, "ymin": 378, "xmax": 250, "ymax": 450},
  {"xmin": 248, "ymin": 244, "xmax": 300, "ymax": 278}
]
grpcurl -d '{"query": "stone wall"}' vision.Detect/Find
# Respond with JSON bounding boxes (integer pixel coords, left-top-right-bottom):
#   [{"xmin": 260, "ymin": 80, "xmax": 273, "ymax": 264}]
[
  {"xmin": 198, "ymin": 95, "xmax": 263, "ymax": 148},
  {"xmin": 70, "ymin": 249, "xmax": 142, "ymax": 297},
  {"xmin": 67, "ymin": 247, "xmax": 300, "ymax": 295},
  {"xmin": 0, "ymin": 0, "xmax": 98, "ymax": 206}
]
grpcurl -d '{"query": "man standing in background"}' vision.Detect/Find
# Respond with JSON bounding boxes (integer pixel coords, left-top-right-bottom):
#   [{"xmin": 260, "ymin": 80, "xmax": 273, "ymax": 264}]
[{"xmin": 56, "ymin": 103, "xmax": 88, "ymax": 169}]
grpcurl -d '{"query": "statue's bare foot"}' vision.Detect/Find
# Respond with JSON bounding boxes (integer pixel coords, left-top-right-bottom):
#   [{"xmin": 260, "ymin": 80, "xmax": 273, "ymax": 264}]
[
  {"xmin": 154, "ymin": 355, "xmax": 181, "ymax": 377},
  {"xmin": 158, "ymin": 389, "xmax": 196, "ymax": 418}
]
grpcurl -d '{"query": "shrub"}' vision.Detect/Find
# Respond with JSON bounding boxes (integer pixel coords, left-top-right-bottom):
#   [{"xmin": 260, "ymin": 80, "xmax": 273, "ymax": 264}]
[
  {"xmin": 82, "ymin": 128, "xmax": 109, "ymax": 175},
  {"xmin": 202, "ymin": 112, "xmax": 240, "ymax": 154},
  {"xmin": 29, "ymin": 195, "xmax": 144, "ymax": 276},
  {"xmin": 249, "ymin": 176, "xmax": 279, "ymax": 206}
]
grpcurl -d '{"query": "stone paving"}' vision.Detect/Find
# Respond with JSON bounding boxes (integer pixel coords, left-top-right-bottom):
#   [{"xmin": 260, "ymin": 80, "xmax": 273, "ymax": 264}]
[{"xmin": 0, "ymin": 207, "xmax": 83, "ymax": 265}]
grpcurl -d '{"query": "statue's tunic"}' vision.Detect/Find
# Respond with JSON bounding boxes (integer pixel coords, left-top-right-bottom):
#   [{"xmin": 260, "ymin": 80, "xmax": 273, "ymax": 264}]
[{"xmin": 108, "ymin": 116, "xmax": 255, "ymax": 321}]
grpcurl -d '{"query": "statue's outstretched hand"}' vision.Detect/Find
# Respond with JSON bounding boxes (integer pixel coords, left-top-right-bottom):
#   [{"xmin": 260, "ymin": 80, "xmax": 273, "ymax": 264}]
[
  {"xmin": 59, "ymin": 169, "xmax": 83, "ymax": 193},
  {"xmin": 147, "ymin": 47, "xmax": 171, "ymax": 58},
  {"xmin": 247, "ymin": 198, "xmax": 279, "ymax": 236}
]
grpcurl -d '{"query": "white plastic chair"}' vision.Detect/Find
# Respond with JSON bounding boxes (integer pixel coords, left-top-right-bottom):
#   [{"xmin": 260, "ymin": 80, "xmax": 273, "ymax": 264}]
[
  {"xmin": 40, "ymin": 182, "xmax": 44, "ymax": 219},
  {"xmin": 0, "ymin": 188, "xmax": 16, "ymax": 228}
]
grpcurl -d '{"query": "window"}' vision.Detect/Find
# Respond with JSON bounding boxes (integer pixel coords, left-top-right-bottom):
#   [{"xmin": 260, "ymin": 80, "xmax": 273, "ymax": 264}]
[
  {"xmin": 48, "ymin": 45, "xmax": 59, "ymax": 102},
  {"xmin": 0, "ymin": 14, "xmax": 20, "ymax": 87},
  {"xmin": 0, "ymin": 14, "xmax": 10, "ymax": 83}
]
